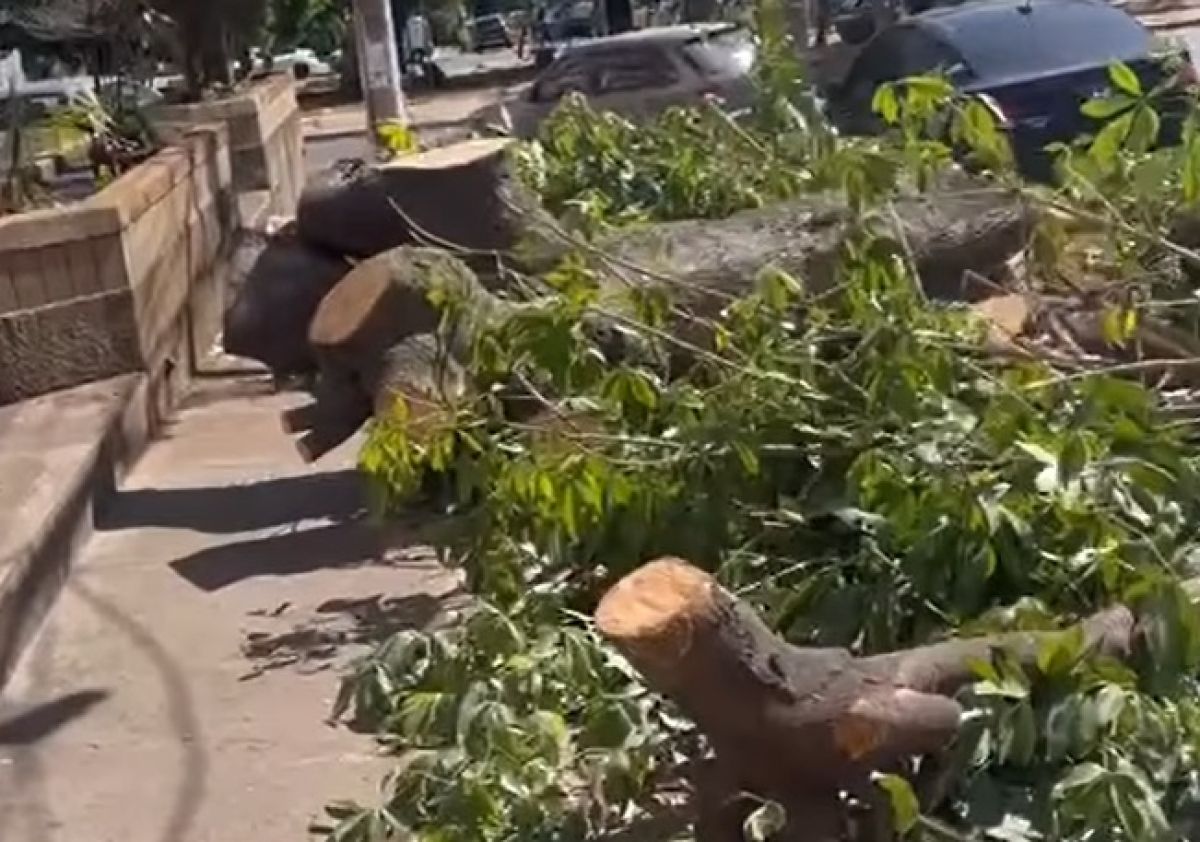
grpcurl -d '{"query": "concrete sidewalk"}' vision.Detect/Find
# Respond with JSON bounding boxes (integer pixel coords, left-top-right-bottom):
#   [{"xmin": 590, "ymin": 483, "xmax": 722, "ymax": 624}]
[{"xmin": 0, "ymin": 376, "xmax": 455, "ymax": 842}]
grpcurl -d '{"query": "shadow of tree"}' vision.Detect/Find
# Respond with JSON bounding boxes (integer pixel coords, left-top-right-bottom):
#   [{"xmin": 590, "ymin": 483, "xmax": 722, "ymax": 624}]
[
  {"xmin": 169, "ymin": 518, "xmax": 392, "ymax": 592},
  {"xmin": 99, "ymin": 469, "xmax": 365, "ymax": 535}
]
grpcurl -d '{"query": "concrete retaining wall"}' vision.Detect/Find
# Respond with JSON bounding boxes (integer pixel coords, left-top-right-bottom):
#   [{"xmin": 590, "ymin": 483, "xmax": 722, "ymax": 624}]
[
  {"xmin": 151, "ymin": 74, "xmax": 306, "ymax": 218},
  {"xmin": 0, "ymin": 123, "xmax": 236, "ymax": 408}
]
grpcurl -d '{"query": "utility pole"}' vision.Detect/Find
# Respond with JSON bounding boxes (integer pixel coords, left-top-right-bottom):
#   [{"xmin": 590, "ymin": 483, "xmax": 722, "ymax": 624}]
[{"xmin": 351, "ymin": 0, "xmax": 407, "ymax": 145}]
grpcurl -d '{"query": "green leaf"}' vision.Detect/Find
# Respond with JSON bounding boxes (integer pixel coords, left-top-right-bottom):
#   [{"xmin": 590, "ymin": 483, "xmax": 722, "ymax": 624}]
[
  {"xmin": 527, "ymin": 710, "xmax": 571, "ymax": 765},
  {"xmin": 1053, "ymin": 761, "xmax": 1107, "ymax": 797},
  {"xmin": 872, "ymin": 84, "xmax": 901, "ymax": 124},
  {"xmin": 582, "ymin": 699, "xmax": 635, "ymax": 748},
  {"xmin": 1004, "ymin": 702, "xmax": 1037, "ymax": 765},
  {"xmin": 874, "ymin": 772, "xmax": 921, "ymax": 834},
  {"xmin": 1108, "ymin": 61, "xmax": 1143, "ymax": 96},
  {"xmin": 1090, "ymin": 111, "xmax": 1133, "ymax": 168},
  {"xmin": 1036, "ymin": 625, "xmax": 1084, "ymax": 677},
  {"xmin": 1125, "ymin": 105, "xmax": 1160, "ymax": 153},
  {"xmin": 1080, "ymin": 94, "xmax": 1135, "ymax": 120},
  {"xmin": 732, "ymin": 440, "xmax": 761, "ymax": 476},
  {"xmin": 1182, "ymin": 136, "xmax": 1200, "ymax": 203},
  {"xmin": 743, "ymin": 800, "xmax": 787, "ymax": 841}
]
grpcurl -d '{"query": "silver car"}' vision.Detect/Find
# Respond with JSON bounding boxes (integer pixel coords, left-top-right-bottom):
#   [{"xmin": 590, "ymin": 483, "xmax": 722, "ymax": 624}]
[{"xmin": 476, "ymin": 22, "xmax": 757, "ymax": 138}]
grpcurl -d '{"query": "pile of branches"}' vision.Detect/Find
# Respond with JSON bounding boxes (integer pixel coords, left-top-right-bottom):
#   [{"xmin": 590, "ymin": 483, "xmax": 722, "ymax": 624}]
[{"xmin": 296, "ymin": 13, "xmax": 1200, "ymax": 842}]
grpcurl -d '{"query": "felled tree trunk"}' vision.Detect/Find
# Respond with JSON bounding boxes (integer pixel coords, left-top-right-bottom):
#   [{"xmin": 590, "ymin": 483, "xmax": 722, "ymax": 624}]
[
  {"xmin": 595, "ymin": 558, "xmax": 1135, "ymax": 842},
  {"xmin": 284, "ymin": 247, "xmax": 504, "ymax": 461},
  {"xmin": 284, "ymin": 332, "xmax": 470, "ymax": 462},
  {"xmin": 282, "ymin": 186, "xmax": 1034, "ymax": 460},
  {"xmin": 587, "ymin": 186, "xmax": 1036, "ymax": 315},
  {"xmin": 222, "ymin": 225, "xmax": 352, "ymax": 379},
  {"xmin": 296, "ymin": 137, "xmax": 552, "ymax": 269}
]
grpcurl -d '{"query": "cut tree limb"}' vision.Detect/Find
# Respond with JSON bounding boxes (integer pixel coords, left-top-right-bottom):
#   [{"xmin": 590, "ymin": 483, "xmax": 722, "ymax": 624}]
[
  {"xmin": 308, "ymin": 246, "xmax": 507, "ymax": 371},
  {"xmin": 595, "ymin": 557, "xmax": 1135, "ymax": 841},
  {"xmin": 296, "ymin": 138, "xmax": 554, "ymax": 271},
  {"xmin": 578, "ymin": 187, "xmax": 1037, "ymax": 315}
]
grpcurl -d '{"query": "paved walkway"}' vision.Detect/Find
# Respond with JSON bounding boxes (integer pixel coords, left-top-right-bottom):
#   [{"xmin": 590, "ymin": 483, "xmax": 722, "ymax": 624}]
[{"xmin": 0, "ymin": 376, "xmax": 455, "ymax": 842}]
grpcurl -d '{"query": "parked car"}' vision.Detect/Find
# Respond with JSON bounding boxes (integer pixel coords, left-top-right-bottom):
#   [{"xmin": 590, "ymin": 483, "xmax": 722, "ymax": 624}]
[
  {"xmin": 468, "ymin": 13, "xmax": 514, "ymax": 51},
  {"xmin": 270, "ymin": 48, "xmax": 333, "ymax": 80},
  {"xmin": 824, "ymin": 0, "xmax": 1195, "ymax": 179},
  {"xmin": 476, "ymin": 22, "xmax": 757, "ymax": 138}
]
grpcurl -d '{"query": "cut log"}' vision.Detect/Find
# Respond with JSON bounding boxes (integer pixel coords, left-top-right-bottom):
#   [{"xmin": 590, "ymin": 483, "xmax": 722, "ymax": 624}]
[
  {"xmin": 588, "ymin": 187, "xmax": 1037, "ymax": 318},
  {"xmin": 596, "ymin": 557, "xmax": 1134, "ymax": 841},
  {"xmin": 308, "ymin": 246, "xmax": 509, "ymax": 374},
  {"xmin": 296, "ymin": 138, "xmax": 552, "ymax": 270},
  {"xmin": 292, "ymin": 331, "xmax": 470, "ymax": 464},
  {"xmin": 222, "ymin": 231, "xmax": 351, "ymax": 377}
]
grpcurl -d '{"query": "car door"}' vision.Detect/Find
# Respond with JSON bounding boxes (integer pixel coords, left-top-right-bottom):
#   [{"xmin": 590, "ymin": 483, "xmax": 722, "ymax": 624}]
[
  {"xmin": 588, "ymin": 44, "xmax": 688, "ymax": 121},
  {"xmin": 513, "ymin": 54, "xmax": 597, "ymax": 136},
  {"xmin": 831, "ymin": 26, "xmax": 965, "ymax": 135}
]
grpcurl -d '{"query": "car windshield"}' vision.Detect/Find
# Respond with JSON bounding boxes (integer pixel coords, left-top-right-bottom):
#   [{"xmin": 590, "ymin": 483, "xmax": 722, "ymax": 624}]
[
  {"xmin": 682, "ymin": 27, "xmax": 756, "ymax": 76},
  {"xmin": 934, "ymin": 2, "xmax": 1152, "ymax": 83}
]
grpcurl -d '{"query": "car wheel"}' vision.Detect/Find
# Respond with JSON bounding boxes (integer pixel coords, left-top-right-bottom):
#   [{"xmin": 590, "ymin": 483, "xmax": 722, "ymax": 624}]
[{"xmin": 293, "ymin": 62, "xmax": 311, "ymax": 80}]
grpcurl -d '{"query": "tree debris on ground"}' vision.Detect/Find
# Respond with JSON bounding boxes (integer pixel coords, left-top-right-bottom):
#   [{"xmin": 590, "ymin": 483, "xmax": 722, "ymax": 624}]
[{"xmin": 218, "ymin": 23, "xmax": 1200, "ymax": 842}]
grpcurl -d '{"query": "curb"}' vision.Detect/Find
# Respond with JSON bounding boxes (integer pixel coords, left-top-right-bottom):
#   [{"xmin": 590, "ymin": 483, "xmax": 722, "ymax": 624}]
[{"xmin": 0, "ymin": 373, "xmax": 155, "ymax": 690}]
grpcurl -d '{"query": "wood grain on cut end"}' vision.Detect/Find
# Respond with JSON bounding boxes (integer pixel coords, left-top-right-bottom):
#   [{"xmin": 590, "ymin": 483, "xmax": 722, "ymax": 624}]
[
  {"xmin": 308, "ymin": 259, "xmax": 392, "ymax": 350},
  {"xmin": 595, "ymin": 558, "xmax": 719, "ymax": 665},
  {"xmin": 380, "ymin": 137, "xmax": 512, "ymax": 172}
]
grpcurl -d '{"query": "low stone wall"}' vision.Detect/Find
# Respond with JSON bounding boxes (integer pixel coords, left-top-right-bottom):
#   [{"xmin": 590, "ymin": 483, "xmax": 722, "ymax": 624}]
[
  {"xmin": 0, "ymin": 123, "xmax": 237, "ymax": 408},
  {"xmin": 151, "ymin": 74, "xmax": 306, "ymax": 218}
]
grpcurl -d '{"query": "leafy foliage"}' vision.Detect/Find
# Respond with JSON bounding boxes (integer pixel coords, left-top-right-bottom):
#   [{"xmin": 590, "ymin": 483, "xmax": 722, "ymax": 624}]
[{"xmin": 327, "ymin": 20, "xmax": 1200, "ymax": 842}]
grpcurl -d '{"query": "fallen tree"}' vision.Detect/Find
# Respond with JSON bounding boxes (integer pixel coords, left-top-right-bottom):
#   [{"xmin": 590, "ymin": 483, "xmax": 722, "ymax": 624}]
[
  {"xmin": 283, "ymin": 183, "xmax": 1035, "ymax": 460},
  {"xmin": 316, "ymin": 48, "xmax": 1200, "ymax": 842}
]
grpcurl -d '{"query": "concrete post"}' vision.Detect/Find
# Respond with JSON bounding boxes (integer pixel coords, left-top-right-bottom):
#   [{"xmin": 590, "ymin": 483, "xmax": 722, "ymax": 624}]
[{"xmin": 351, "ymin": 0, "xmax": 408, "ymax": 143}]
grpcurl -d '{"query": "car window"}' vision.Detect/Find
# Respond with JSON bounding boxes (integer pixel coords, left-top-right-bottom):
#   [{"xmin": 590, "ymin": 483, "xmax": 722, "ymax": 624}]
[
  {"xmin": 681, "ymin": 27, "xmax": 757, "ymax": 77},
  {"xmin": 845, "ymin": 27, "xmax": 967, "ymax": 97},
  {"xmin": 591, "ymin": 46, "xmax": 680, "ymax": 95},
  {"xmin": 935, "ymin": 3, "xmax": 1152, "ymax": 83},
  {"xmin": 533, "ymin": 56, "xmax": 594, "ymax": 101},
  {"xmin": 895, "ymin": 30, "xmax": 965, "ymax": 78}
]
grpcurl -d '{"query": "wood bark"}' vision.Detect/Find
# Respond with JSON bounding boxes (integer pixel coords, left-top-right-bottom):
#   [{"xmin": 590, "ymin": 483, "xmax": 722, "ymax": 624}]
[
  {"xmin": 222, "ymin": 228, "xmax": 352, "ymax": 378},
  {"xmin": 296, "ymin": 137, "xmax": 553, "ymax": 269},
  {"xmin": 595, "ymin": 557, "xmax": 1134, "ymax": 841},
  {"xmin": 583, "ymin": 186, "xmax": 1036, "ymax": 315}
]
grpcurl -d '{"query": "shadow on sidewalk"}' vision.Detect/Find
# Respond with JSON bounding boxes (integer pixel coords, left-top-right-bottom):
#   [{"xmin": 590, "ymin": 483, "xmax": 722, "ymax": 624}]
[
  {"xmin": 98, "ymin": 469, "xmax": 365, "ymax": 535},
  {"xmin": 168, "ymin": 519, "xmax": 391, "ymax": 592},
  {"xmin": 0, "ymin": 690, "xmax": 110, "ymax": 746}
]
